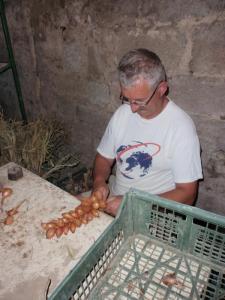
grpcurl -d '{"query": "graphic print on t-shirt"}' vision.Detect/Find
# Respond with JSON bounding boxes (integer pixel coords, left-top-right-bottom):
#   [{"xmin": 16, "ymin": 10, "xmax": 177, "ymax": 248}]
[{"xmin": 116, "ymin": 141, "xmax": 160, "ymax": 179}]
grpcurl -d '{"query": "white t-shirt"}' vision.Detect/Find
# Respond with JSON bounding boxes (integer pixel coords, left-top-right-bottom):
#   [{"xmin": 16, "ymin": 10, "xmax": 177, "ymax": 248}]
[{"xmin": 97, "ymin": 100, "xmax": 203, "ymax": 195}]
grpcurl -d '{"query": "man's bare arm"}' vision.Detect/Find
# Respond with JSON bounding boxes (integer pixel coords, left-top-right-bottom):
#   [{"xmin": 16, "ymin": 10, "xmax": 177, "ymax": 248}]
[
  {"xmin": 92, "ymin": 153, "xmax": 115, "ymax": 201},
  {"xmin": 104, "ymin": 181, "xmax": 199, "ymax": 216},
  {"xmin": 159, "ymin": 181, "xmax": 198, "ymax": 205}
]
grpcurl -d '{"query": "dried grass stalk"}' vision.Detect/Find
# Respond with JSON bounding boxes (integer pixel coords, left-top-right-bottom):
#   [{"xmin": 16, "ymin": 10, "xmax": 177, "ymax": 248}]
[{"xmin": 0, "ymin": 113, "xmax": 79, "ymax": 178}]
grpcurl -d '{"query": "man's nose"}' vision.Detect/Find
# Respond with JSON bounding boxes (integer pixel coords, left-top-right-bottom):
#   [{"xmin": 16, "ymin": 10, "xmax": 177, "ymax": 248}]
[{"xmin": 130, "ymin": 103, "xmax": 139, "ymax": 113}]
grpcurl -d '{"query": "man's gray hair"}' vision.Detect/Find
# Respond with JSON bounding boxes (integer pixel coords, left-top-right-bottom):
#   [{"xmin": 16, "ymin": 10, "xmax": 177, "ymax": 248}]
[{"xmin": 118, "ymin": 49, "xmax": 167, "ymax": 88}]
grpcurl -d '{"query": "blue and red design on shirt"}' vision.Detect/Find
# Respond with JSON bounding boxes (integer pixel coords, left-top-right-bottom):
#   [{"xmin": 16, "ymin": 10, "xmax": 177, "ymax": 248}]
[{"xmin": 116, "ymin": 141, "xmax": 160, "ymax": 179}]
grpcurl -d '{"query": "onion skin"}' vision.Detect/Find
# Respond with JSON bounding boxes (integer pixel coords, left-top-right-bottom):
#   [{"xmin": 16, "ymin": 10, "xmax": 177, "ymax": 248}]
[{"xmin": 46, "ymin": 228, "xmax": 56, "ymax": 239}]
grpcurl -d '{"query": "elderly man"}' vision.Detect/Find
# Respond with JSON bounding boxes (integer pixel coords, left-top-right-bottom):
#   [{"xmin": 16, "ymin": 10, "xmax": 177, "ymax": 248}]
[{"xmin": 92, "ymin": 48, "xmax": 203, "ymax": 216}]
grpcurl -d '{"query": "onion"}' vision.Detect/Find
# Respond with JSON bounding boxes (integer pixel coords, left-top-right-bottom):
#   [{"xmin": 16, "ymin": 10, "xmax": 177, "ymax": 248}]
[
  {"xmin": 62, "ymin": 217, "xmax": 70, "ymax": 224},
  {"xmin": 57, "ymin": 218, "xmax": 65, "ymax": 227},
  {"xmin": 76, "ymin": 207, "xmax": 84, "ymax": 216},
  {"xmin": 81, "ymin": 198, "xmax": 92, "ymax": 207},
  {"xmin": 93, "ymin": 190, "xmax": 102, "ymax": 201},
  {"xmin": 81, "ymin": 216, "xmax": 88, "ymax": 224},
  {"xmin": 75, "ymin": 219, "xmax": 81, "ymax": 227},
  {"xmin": 50, "ymin": 219, "xmax": 58, "ymax": 224},
  {"xmin": 86, "ymin": 213, "xmax": 93, "ymax": 221},
  {"xmin": 82, "ymin": 205, "xmax": 91, "ymax": 213},
  {"xmin": 2, "ymin": 187, "xmax": 13, "ymax": 198},
  {"xmin": 69, "ymin": 211, "xmax": 78, "ymax": 218},
  {"xmin": 45, "ymin": 222, "xmax": 57, "ymax": 229},
  {"xmin": 4, "ymin": 215, "xmax": 14, "ymax": 225},
  {"xmin": 6, "ymin": 199, "xmax": 26, "ymax": 216},
  {"xmin": 56, "ymin": 227, "xmax": 63, "ymax": 238},
  {"xmin": 69, "ymin": 222, "xmax": 76, "ymax": 233},
  {"xmin": 91, "ymin": 195, "xmax": 97, "ymax": 202},
  {"xmin": 41, "ymin": 222, "xmax": 47, "ymax": 230},
  {"xmin": 99, "ymin": 200, "xmax": 107, "ymax": 209},
  {"xmin": 46, "ymin": 228, "xmax": 56, "ymax": 239},
  {"xmin": 92, "ymin": 201, "xmax": 100, "ymax": 210},
  {"xmin": 63, "ymin": 225, "xmax": 69, "ymax": 235},
  {"xmin": 161, "ymin": 273, "xmax": 184, "ymax": 288},
  {"xmin": 91, "ymin": 209, "xmax": 100, "ymax": 217},
  {"xmin": 62, "ymin": 212, "xmax": 74, "ymax": 220},
  {"xmin": 71, "ymin": 211, "xmax": 78, "ymax": 218}
]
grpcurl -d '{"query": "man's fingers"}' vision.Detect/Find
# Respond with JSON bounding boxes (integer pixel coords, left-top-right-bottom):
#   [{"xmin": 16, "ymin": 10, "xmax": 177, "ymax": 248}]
[
  {"xmin": 104, "ymin": 197, "xmax": 122, "ymax": 217},
  {"xmin": 93, "ymin": 186, "xmax": 109, "ymax": 201}
]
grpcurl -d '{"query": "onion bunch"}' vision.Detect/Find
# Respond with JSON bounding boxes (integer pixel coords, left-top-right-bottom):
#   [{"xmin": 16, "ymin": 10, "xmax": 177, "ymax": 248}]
[{"xmin": 41, "ymin": 193, "xmax": 106, "ymax": 239}]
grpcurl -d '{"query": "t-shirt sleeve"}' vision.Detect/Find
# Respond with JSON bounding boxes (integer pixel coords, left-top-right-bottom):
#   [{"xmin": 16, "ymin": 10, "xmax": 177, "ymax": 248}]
[
  {"xmin": 97, "ymin": 115, "xmax": 116, "ymax": 159},
  {"xmin": 171, "ymin": 132, "xmax": 203, "ymax": 183}
]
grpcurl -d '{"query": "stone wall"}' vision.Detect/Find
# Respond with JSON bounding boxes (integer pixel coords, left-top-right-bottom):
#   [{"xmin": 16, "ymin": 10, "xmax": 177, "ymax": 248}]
[{"xmin": 0, "ymin": 0, "xmax": 225, "ymax": 214}]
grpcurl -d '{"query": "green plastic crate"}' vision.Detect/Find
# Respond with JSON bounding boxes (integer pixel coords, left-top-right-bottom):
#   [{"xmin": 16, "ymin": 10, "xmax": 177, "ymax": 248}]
[{"xmin": 49, "ymin": 189, "xmax": 225, "ymax": 300}]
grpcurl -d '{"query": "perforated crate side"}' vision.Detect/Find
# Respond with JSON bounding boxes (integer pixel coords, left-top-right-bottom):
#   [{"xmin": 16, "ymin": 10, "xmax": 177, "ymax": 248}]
[
  {"xmin": 189, "ymin": 216, "xmax": 225, "ymax": 267},
  {"xmin": 129, "ymin": 189, "xmax": 225, "ymax": 267}
]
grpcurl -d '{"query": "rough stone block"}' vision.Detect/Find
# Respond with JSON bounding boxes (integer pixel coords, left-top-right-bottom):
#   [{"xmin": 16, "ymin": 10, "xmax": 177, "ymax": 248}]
[
  {"xmin": 116, "ymin": 28, "xmax": 186, "ymax": 79},
  {"xmin": 192, "ymin": 115, "xmax": 225, "ymax": 215},
  {"xmin": 197, "ymin": 187, "xmax": 225, "ymax": 216},
  {"xmin": 169, "ymin": 75, "xmax": 225, "ymax": 117},
  {"xmin": 141, "ymin": 0, "xmax": 225, "ymax": 23},
  {"xmin": 192, "ymin": 21, "xmax": 225, "ymax": 76}
]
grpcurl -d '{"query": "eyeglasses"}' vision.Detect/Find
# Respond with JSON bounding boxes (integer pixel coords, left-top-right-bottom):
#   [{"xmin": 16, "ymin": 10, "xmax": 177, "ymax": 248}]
[{"xmin": 120, "ymin": 82, "xmax": 160, "ymax": 107}]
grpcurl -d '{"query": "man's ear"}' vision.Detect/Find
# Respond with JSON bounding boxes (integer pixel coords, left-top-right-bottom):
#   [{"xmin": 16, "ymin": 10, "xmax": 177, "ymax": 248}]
[{"xmin": 158, "ymin": 81, "xmax": 169, "ymax": 96}]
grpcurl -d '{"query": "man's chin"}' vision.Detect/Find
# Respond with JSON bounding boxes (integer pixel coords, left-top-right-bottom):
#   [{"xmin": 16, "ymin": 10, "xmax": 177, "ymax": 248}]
[{"xmin": 137, "ymin": 110, "xmax": 148, "ymax": 118}]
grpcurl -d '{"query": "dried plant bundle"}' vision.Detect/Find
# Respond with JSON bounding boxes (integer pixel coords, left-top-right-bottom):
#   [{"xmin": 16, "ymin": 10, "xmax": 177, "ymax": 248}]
[{"xmin": 0, "ymin": 113, "xmax": 79, "ymax": 178}]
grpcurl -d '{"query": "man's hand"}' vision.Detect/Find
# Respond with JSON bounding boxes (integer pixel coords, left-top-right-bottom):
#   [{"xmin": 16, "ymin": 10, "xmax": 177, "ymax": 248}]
[
  {"xmin": 92, "ymin": 182, "xmax": 109, "ymax": 202},
  {"xmin": 92, "ymin": 153, "xmax": 114, "ymax": 201},
  {"xmin": 104, "ymin": 195, "xmax": 123, "ymax": 217}
]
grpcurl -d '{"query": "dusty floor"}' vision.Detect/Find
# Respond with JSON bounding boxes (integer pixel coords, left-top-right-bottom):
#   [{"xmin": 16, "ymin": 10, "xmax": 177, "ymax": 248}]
[{"xmin": 0, "ymin": 163, "xmax": 113, "ymax": 300}]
